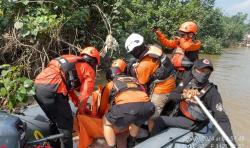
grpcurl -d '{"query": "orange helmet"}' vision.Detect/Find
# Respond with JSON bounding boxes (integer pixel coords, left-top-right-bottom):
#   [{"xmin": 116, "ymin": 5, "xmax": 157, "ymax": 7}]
[
  {"xmin": 80, "ymin": 47, "xmax": 100, "ymax": 65},
  {"xmin": 179, "ymin": 21, "xmax": 198, "ymax": 34},
  {"xmin": 111, "ymin": 59, "xmax": 127, "ymax": 73}
]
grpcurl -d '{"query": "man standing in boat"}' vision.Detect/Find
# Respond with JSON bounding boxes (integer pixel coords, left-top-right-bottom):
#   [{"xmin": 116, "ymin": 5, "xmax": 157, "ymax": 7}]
[
  {"xmin": 152, "ymin": 21, "xmax": 201, "ymax": 85},
  {"xmin": 34, "ymin": 46, "xmax": 100, "ymax": 148},
  {"xmin": 152, "ymin": 58, "xmax": 236, "ymax": 145}
]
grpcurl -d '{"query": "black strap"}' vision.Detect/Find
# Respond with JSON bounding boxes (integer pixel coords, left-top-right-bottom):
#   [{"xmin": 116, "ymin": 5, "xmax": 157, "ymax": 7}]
[
  {"xmin": 56, "ymin": 57, "xmax": 81, "ymax": 91},
  {"xmin": 56, "ymin": 57, "xmax": 71, "ymax": 91},
  {"xmin": 198, "ymin": 83, "xmax": 214, "ymax": 99},
  {"xmin": 146, "ymin": 54, "xmax": 175, "ymax": 94},
  {"xmin": 109, "ymin": 76, "xmax": 144, "ymax": 104}
]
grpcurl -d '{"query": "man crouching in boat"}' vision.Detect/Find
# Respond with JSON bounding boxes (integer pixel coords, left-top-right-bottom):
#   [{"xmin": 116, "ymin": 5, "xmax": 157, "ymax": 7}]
[
  {"xmin": 152, "ymin": 58, "xmax": 236, "ymax": 145},
  {"xmin": 102, "ymin": 59, "xmax": 155, "ymax": 148}
]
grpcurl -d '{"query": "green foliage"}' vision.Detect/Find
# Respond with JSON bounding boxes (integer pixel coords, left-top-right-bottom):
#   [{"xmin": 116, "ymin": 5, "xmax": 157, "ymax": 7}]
[
  {"xmin": 0, "ymin": 0, "xmax": 250, "ymax": 79},
  {"xmin": 15, "ymin": 7, "xmax": 64, "ymax": 38},
  {"xmin": 201, "ymin": 36, "xmax": 223, "ymax": 54},
  {"xmin": 222, "ymin": 13, "xmax": 249, "ymax": 47},
  {"xmin": 109, "ymin": 0, "xmax": 249, "ymax": 55},
  {"xmin": 0, "ymin": 64, "xmax": 35, "ymax": 111}
]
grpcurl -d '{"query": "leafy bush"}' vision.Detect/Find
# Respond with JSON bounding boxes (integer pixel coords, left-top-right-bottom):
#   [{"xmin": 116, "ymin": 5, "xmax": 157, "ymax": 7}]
[
  {"xmin": 0, "ymin": 64, "xmax": 35, "ymax": 111},
  {"xmin": 201, "ymin": 36, "xmax": 223, "ymax": 54},
  {"xmin": 14, "ymin": 7, "xmax": 64, "ymax": 39}
]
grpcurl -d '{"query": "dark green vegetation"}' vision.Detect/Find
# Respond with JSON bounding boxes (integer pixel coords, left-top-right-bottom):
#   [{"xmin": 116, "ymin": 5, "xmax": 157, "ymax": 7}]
[
  {"xmin": 0, "ymin": 64, "xmax": 35, "ymax": 110},
  {"xmin": 0, "ymin": 0, "xmax": 249, "ymax": 109}
]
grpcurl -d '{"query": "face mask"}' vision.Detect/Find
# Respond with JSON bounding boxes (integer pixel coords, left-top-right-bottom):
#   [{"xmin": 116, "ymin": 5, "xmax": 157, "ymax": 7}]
[{"xmin": 192, "ymin": 68, "xmax": 210, "ymax": 84}]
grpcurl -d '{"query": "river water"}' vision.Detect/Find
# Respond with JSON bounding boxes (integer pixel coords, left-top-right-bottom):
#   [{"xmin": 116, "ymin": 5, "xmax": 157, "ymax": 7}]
[{"xmin": 202, "ymin": 47, "xmax": 250, "ymax": 147}]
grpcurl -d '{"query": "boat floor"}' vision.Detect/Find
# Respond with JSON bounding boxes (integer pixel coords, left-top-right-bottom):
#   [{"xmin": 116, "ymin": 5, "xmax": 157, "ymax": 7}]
[{"xmin": 73, "ymin": 131, "xmax": 129, "ymax": 148}]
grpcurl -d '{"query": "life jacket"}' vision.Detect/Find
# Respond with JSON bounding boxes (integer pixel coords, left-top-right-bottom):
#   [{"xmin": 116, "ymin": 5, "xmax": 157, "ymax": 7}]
[
  {"xmin": 139, "ymin": 45, "xmax": 175, "ymax": 94},
  {"xmin": 109, "ymin": 76, "xmax": 146, "ymax": 104},
  {"xmin": 171, "ymin": 48, "xmax": 193, "ymax": 71},
  {"xmin": 179, "ymin": 82, "xmax": 214, "ymax": 121},
  {"xmin": 55, "ymin": 56, "xmax": 82, "ymax": 91}
]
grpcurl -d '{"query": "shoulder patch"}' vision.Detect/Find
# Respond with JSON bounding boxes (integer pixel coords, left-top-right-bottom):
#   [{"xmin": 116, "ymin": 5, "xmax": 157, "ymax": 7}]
[{"xmin": 215, "ymin": 103, "xmax": 223, "ymax": 112}]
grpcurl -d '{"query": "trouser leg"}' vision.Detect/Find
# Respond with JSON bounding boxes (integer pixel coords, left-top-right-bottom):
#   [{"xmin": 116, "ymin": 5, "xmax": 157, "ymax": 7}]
[
  {"xmin": 149, "ymin": 93, "xmax": 169, "ymax": 132},
  {"xmin": 152, "ymin": 115, "xmax": 195, "ymax": 136},
  {"xmin": 34, "ymin": 88, "xmax": 56, "ymax": 122},
  {"xmin": 34, "ymin": 88, "xmax": 61, "ymax": 147},
  {"xmin": 34, "ymin": 87, "xmax": 73, "ymax": 148},
  {"xmin": 55, "ymin": 93, "xmax": 73, "ymax": 148}
]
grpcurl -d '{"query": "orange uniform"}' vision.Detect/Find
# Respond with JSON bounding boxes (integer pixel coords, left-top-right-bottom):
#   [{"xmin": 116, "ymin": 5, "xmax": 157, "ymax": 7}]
[
  {"xmin": 134, "ymin": 46, "xmax": 176, "ymax": 94},
  {"xmin": 76, "ymin": 78, "xmax": 147, "ymax": 148},
  {"xmin": 155, "ymin": 30, "xmax": 201, "ymax": 51},
  {"xmin": 35, "ymin": 54, "xmax": 95, "ymax": 109},
  {"xmin": 35, "ymin": 47, "xmax": 100, "ymax": 148},
  {"xmin": 74, "ymin": 87, "xmax": 105, "ymax": 148},
  {"xmin": 155, "ymin": 31, "xmax": 201, "ymax": 70},
  {"xmin": 99, "ymin": 80, "xmax": 149, "ymax": 117},
  {"xmin": 76, "ymin": 114, "xmax": 104, "ymax": 148}
]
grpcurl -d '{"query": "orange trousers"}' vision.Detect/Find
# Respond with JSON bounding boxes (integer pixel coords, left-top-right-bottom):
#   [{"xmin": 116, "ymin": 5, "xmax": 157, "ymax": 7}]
[
  {"xmin": 75, "ymin": 115, "xmax": 104, "ymax": 148},
  {"xmin": 74, "ymin": 115, "xmax": 127, "ymax": 148}
]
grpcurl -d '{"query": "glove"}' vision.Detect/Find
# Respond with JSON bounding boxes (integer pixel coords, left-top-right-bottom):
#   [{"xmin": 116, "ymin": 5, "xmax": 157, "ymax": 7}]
[{"xmin": 151, "ymin": 26, "xmax": 159, "ymax": 33}]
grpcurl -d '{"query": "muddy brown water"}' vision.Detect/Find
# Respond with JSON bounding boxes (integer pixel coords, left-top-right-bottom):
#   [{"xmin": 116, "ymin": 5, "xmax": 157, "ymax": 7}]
[
  {"xmin": 201, "ymin": 47, "xmax": 250, "ymax": 147},
  {"xmin": 87, "ymin": 47, "xmax": 250, "ymax": 147}
]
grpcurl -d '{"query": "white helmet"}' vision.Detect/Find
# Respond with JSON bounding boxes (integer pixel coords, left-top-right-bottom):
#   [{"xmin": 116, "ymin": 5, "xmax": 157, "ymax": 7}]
[{"xmin": 125, "ymin": 33, "xmax": 144, "ymax": 53}]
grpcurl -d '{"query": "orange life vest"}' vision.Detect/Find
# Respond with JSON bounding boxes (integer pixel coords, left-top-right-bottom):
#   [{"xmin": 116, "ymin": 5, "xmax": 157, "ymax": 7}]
[
  {"xmin": 155, "ymin": 31, "xmax": 200, "ymax": 71},
  {"xmin": 171, "ymin": 48, "xmax": 193, "ymax": 71},
  {"xmin": 35, "ymin": 55, "xmax": 96, "ymax": 110},
  {"xmin": 180, "ymin": 83, "xmax": 214, "ymax": 121},
  {"xmin": 110, "ymin": 76, "xmax": 146, "ymax": 104},
  {"xmin": 139, "ymin": 45, "xmax": 175, "ymax": 94},
  {"xmin": 35, "ymin": 55, "xmax": 86, "ymax": 92}
]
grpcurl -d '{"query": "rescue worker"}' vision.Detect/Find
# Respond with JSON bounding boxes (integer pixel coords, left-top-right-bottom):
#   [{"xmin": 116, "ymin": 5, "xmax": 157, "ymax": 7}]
[
  {"xmin": 34, "ymin": 46, "xmax": 100, "ymax": 148},
  {"xmin": 102, "ymin": 59, "xmax": 155, "ymax": 148},
  {"xmin": 152, "ymin": 58, "xmax": 236, "ymax": 145},
  {"xmin": 125, "ymin": 33, "xmax": 176, "ymax": 132},
  {"xmin": 75, "ymin": 86, "xmax": 107, "ymax": 148},
  {"xmin": 152, "ymin": 21, "xmax": 201, "ymax": 84}
]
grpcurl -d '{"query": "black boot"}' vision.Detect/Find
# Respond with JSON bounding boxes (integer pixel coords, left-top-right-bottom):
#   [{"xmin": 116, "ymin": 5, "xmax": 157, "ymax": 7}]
[
  {"xmin": 58, "ymin": 128, "xmax": 73, "ymax": 148},
  {"xmin": 135, "ymin": 135, "xmax": 150, "ymax": 143},
  {"xmin": 127, "ymin": 135, "xmax": 136, "ymax": 148},
  {"xmin": 48, "ymin": 123, "xmax": 61, "ymax": 148}
]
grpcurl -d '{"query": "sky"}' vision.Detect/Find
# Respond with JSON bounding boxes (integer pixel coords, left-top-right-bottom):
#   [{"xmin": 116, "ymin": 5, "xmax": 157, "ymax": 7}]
[{"xmin": 215, "ymin": 0, "xmax": 250, "ymax": 20}]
